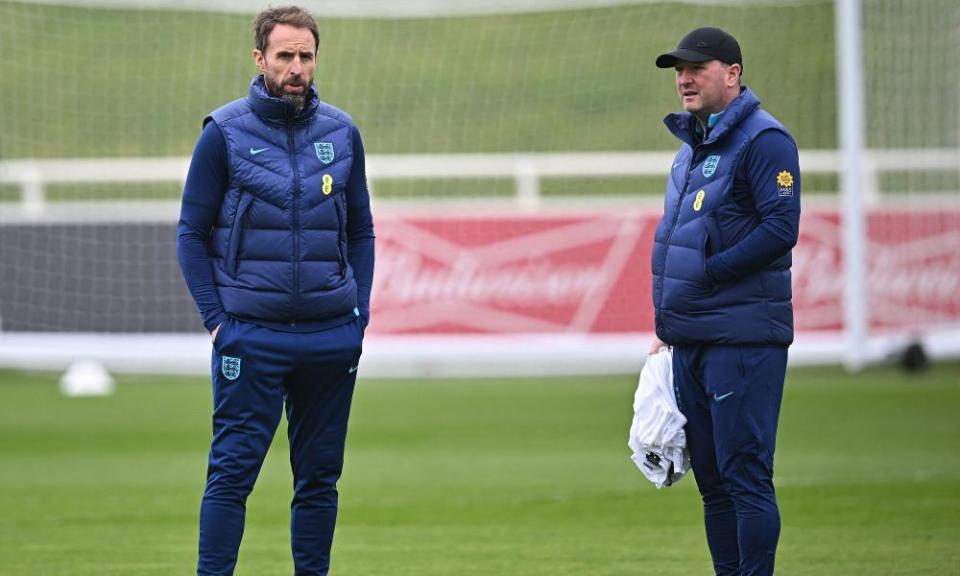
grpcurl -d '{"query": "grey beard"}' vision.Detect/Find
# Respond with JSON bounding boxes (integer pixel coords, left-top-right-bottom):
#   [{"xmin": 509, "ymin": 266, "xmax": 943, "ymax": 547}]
[
  {"xmin": 264, "ymin": 77, "xmax": 310, "ymax": 111},
  {"xmin": 279, "ymin": 91, "xmax": 307, "ymax": 111}
]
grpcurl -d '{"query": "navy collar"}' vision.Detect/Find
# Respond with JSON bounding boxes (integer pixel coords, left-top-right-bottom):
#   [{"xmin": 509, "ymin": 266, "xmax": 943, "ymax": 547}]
[
  {"xmin": 663, "ymin": 87, "xmax": 761, "ymax": 149},
  {"xmin": 247, "ymin": 75, "xmax": 319, "ymax": 124}
]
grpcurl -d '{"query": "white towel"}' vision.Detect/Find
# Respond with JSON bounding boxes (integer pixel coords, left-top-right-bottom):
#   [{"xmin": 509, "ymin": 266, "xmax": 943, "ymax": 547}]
[{"xmin": 628, "ymin": 347, "xmax": 690, "ymax": 488}]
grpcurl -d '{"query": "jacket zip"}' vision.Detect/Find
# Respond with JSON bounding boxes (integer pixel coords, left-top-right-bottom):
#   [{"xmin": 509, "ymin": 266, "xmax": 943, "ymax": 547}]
[{"xmin": 288, "ymin": 123, "xmax": 301, "ymax": 327}]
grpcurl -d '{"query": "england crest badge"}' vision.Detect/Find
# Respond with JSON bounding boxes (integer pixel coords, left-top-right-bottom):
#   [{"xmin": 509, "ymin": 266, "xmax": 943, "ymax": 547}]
[
  {"xmin": 702, "ymin": 155, "xmax": 721, "ymax": 178},
  {"xmin": 314, "ymin": 142, "xmax": 335, "ymax": 164},
  {"xmin": 221, "ymin": 356, "xmax": 242, "ymax": 380}
]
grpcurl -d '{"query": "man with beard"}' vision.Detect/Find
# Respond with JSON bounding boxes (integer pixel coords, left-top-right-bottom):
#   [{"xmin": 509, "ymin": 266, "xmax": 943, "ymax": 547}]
[{"xmin": 176, "ymin": 6, "xmax": 374, "ymax": 575}]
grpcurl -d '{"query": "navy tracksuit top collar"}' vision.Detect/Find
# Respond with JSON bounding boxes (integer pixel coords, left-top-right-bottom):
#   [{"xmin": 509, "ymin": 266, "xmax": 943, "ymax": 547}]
[
  {"xmin": 247, "ymin": 74, "xmax": 320, "ymax": 125},
  {"xmin": 663, "ymin": 86, "xmax": 761, "ymax": 149}
]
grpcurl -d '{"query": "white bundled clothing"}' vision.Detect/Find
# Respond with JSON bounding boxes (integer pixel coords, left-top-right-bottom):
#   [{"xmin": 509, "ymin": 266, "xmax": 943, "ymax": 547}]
[{"xmin": 628, "ymin": 347, "xmax": 690, "ymax": 488}]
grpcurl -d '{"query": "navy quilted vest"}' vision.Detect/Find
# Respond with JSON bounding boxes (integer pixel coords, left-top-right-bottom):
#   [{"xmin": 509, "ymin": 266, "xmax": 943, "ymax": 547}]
[
  {"xmin": 205, "ymin": 76, "xmax": 358, "ymax": 329},
  {"xmin": 651, "ymin": 88, "xmax": 795, "ymax": 345}
]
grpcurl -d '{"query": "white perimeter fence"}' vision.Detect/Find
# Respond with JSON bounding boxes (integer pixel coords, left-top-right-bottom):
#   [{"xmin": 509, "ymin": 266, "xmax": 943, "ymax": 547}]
[{"xmin": 3, "ymin": 148, "xmax": 958, "ymax": 221}]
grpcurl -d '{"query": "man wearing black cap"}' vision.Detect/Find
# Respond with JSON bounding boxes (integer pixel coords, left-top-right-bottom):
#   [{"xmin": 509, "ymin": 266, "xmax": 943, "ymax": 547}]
[{"xmin": 648, "ymin": 27, "xmax": 801, "ymax": 576}]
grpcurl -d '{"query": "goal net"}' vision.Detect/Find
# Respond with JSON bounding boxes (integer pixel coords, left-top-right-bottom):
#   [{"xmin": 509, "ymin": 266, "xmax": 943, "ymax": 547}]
[{"xmin": 0, "ymin": 0, "xmax": 957, "ymax": 376}]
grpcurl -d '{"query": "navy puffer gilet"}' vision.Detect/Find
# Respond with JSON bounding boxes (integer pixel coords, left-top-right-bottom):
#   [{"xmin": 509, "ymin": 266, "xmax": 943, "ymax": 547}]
[
  {"xmin": 206, "ymin": 76, "xmax": 358, "ymax": 330},
  {"xmin": 652, "ymin": 88, "xmax": 795, "ymax": 346}
]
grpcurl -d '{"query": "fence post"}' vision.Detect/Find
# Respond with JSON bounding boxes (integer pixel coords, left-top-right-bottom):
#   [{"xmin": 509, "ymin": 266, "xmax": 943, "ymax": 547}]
[
  {"xmin": 21, "ymin": 164, "xmax": 46, "ymax": 218},
  {"xmin": 515, "ymin": 159, "xmax": 540, "ymax": 210}
]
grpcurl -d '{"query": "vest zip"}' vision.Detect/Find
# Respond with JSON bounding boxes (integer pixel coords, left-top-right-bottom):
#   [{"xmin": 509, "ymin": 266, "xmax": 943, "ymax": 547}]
[
  {"xmin": 334, "ymin": 196, "xmax": 347, "ymax": 277},
  {"xmin": 287, "ymin": 123, "xmax": 301, "ymax": 327},
  {"xmin": 656, "ymin": 145, "xmax": 699, "ymax": 316}
]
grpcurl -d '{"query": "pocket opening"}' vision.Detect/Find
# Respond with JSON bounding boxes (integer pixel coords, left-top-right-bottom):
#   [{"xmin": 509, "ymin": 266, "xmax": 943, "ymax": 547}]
[{"xmin": 225, "ymin": 193, "xmax": 254, "ymax": 278}]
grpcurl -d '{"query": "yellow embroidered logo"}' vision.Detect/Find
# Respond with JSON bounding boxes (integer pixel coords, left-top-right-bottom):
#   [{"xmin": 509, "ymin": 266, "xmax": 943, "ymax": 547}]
[
  {"xmin": 693, "ymin": 189, "xmax": 705, "ymax": 212},
  {"xmin": 776, "ymin": 170, "xmax": 794, "ymax": 188},
  {"xmin": 322, "ymin": 174, "xmax": 333, "ymax": 195},
  {"xmin": 776, "ymin": 170, "xmax": 794, "ymax": 197}
]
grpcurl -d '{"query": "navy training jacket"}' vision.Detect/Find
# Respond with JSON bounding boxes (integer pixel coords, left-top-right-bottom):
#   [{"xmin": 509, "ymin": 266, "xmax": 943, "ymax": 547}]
[
  {"xmin": 203, "ymin": 76, "xmax": 364, "ymax": 331},
  {"xmin": 651, "ymin": 87, "xmax": 801, "ymax": 346}
]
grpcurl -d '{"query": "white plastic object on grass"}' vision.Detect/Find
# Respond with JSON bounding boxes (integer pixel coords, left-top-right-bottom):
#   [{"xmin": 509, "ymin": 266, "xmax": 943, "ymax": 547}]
[{"xmin": 60, "ymin": 360, "xmax": 115, "ymax": 397}]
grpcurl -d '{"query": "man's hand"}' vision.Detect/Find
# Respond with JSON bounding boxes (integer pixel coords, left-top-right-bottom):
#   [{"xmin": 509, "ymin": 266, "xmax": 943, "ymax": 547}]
[
  {"xmin": 648, "ymin": 337, "xmax": 667, "ymax": 355},
  {"xmin": 211, "ymin": 324, "xmax": 221, "ymax": 342}
]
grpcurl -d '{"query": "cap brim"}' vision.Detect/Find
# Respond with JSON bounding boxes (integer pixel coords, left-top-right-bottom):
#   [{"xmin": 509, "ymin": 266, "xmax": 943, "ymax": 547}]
[{"xmin": 655, "ymin": 48, "xmax": 715, "ymax": 68}]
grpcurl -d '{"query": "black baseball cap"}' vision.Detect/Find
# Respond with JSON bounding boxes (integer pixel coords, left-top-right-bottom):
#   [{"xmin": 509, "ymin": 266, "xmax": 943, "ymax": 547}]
[{"xmin": 655, "ymin": 27, "xmax": 743, "ymax": 69}]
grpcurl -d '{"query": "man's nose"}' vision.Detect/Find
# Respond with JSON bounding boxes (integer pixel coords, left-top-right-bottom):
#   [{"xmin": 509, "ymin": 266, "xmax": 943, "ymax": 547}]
[{"xmin": 290, "ymin": 57, "xmax": 303, "ymax": 75}]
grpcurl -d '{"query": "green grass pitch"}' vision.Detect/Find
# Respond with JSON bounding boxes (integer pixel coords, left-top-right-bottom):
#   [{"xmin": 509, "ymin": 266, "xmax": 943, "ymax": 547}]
[{"xmin": 0, "ymin": 362, "xmax": 958, "ymax": 575}]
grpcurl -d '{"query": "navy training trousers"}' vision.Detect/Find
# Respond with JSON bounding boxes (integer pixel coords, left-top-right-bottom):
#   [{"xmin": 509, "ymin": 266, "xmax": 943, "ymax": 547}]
[
  {"xmin": 673, "ymin": 344, "xmax": 787, "ymax": 576},
  {"xmin": 197, "ymin": 316, "xmax": 364, "ymax": 576}
]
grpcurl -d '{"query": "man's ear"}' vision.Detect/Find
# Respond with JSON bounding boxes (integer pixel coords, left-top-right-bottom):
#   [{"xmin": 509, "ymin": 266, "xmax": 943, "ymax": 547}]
[
  {"xmin": 253, "ymin": 49, "xmax": 265, "ymax": 72},
  {"xmin": 728, "ymin": 63, "xmax": 742, "ymax": 86}
]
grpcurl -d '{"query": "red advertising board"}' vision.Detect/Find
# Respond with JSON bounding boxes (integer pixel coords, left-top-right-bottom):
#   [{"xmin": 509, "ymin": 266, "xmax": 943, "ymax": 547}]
[
  {"xmin": 794, "ymin": 210, "xmax": 960, "ymax": 331},
  {"xmin": 369, "ymin": 209, "xmax": 960, "ymax": 334}
]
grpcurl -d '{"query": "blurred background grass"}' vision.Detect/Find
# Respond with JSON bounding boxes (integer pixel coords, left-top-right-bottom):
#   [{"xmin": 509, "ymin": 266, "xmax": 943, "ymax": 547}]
[
  {"xmin": 3, "ymin": 0, "xmax": 957, "ymax": 199},
  {"xmin": 0, "ymin": 1, "xmax": 836, "ymax": 159}
]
